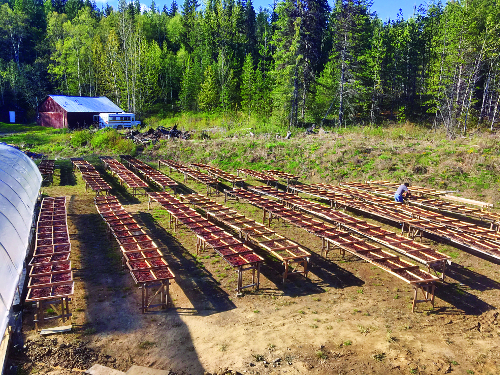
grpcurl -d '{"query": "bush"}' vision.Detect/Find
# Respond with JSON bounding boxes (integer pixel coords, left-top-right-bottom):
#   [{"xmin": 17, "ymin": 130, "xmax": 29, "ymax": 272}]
[
  {"xmin": 90, "ymin": 128, "xmax": 118, "ymax": 149},
  {"xmin": 90, "ymin": 128, "xmax": 136, "ymax": 155},
  {"xmin": 70, "ymin": 130, "xmax": 92, "ymax": 147}
]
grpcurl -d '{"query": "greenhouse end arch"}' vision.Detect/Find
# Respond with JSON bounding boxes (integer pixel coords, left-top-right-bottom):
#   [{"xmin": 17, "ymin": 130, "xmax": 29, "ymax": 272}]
[{"xmin": 0, "ymin": 143, "xmax": 42, "ymax": 344}]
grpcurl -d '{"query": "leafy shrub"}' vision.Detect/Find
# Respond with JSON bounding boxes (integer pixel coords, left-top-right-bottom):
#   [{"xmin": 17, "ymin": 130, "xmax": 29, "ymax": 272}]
[
  {"xmin": 71, "ymin": 130, "xmax": 92, "ymax": 147},
  {"xmin": 90, "ymin": 128, "xmax": 118, "ymax": 149},
  {"xmin": 90, "ymin": 128, "xmax": 136, "ymax": 155}
]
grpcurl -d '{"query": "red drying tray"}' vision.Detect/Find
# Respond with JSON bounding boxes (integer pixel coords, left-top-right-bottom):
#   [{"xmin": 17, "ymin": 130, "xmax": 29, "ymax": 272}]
[
  {"xmin": 126, "ymin": 258, "xmax": 168, "ymax": 270},
  {"xmin": 107, "ymin": 218, "xmax": 137, "ymax": 227},
  {"xmin": 223, "ymin": 252, "xmax": 263, "ymax": 267},
  {"xmin": 191, "ymin": 226, "xmax": 225, "ymax": 235},
  {"xmin": 120, "ymin": 241, "xmax": 158, "ymax": 252},
  {"xmin": 112, "ymin": 229, "xmax": 146, "ymax": 239},
  {"xmin": 116, "ymin": 234, "xmax": 152, "ymax": 245},
  {"xmin": 28, "ymin": 271, "xmax": 73, "ymax": 288},
  {"xmin": 123, "ymin": 249, "xmax": 164, "ymax": 262},
  {"xmin": 110, "ymin": 223, "xmax": 142, "ymax": 231},
  {"xmin": 26, "ymin": 282, "xmax": 74, "ymax": 301},
  {"xmin": 34, "ymin": 244, "xmax": 71, "ymax": 257},
  {"xmin": 148, "ymin": 257, "xmax": 168, "ymax": 268},
  {"xmin": 101, "ymin": 213, "xmax": 132, "ymax": 221},
  {"xmin": 30, "ymin": 261, "xmax": 71, "ymax": 277},
  {"xmin": 198, "ymin": 231, "xmax": 234, "ymax": 241},
  {"xmin": 217, "ymin": 244, "xmax": 253, "ymax": 257},
  {"xmin": 36, "ymin": 238, "xmax": 70, "ymax": 247},
  {"xmin": 152, "ymin": 267, "xmax": 175, "ymax": 281},
  {"xmin": 29, "ymin": 252, "xmax": 71, "ymax": 266},
  {"xmin": 39, "ymin": 214, "xmax": 66, "ymax": 221},
  {"xmin": 127, "ymin": 259, "xmax": 152, "ymax": 271},
  {"xmin": 99, "ymin": 209, "xmax": 128, "ymax": 217},
  {"xmin": 131, "ymin": 269, "xmax": 156, "ymax": 283},
  {"xmin": 204, "ymin": 237, "xmax": 241, "ymax": 248},
  {"xmin": 38, "ymin": 220, "xmax": 67, "ymax": 227}
]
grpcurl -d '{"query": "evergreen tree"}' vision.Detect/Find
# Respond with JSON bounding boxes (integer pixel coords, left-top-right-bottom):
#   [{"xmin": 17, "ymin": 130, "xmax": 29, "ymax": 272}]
[
  {"xmin": 241, "ymin": 53, "xmax": 255, "ymax": 117},
  {"xmin": 169, "ymin": 0, "xmax": 178, "ymax": 16},
  {"xmin": 199, "ymin": 64, "xmax": 219, "ymax": 111}
]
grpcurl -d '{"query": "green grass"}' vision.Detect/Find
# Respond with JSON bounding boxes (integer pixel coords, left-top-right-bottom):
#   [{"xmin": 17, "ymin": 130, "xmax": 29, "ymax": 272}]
[{"xmin": 0, "ymin": 122, "xmax": 47, "ymax": 133}]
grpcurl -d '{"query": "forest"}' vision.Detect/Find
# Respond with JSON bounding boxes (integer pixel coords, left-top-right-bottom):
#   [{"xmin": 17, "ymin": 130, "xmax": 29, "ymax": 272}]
[{"xmin": 0, "ymin": 0, "xmax": 499, "ymax": 136}]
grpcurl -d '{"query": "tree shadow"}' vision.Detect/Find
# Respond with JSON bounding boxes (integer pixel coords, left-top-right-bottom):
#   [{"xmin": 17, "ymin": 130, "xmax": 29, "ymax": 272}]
[
  {"xmin": 70, "ymin": 209, "xmax": 142, "ymax": 334},
  {"xmin": 57, "ymin": 159, "xmax": 77, "ymax": 186}
]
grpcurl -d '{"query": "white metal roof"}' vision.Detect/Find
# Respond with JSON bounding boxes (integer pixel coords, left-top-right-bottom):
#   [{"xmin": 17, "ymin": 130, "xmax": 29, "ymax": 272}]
[
  {"xmin": 49, "ymin": 96, "xmax": 123, "ymax": 113},
  {"xmin": 0, "ymin": 144, "xmax": 41, "ymax": 339}
]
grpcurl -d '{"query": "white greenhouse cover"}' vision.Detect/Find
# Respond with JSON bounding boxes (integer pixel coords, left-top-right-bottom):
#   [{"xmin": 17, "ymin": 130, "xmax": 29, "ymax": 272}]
[{"xmin": 0, "ymin": 143, "xmax": 41, "ymax": 339}]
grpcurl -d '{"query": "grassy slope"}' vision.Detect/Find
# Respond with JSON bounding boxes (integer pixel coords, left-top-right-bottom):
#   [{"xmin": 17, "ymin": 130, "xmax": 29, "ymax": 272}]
[
  {"xmin": 147, "ymin": 124, "xmax": 500, "ymax": 204},
  {"xmin": 2, "ymin": 122, "xmax": 499, "ymax": 204}
]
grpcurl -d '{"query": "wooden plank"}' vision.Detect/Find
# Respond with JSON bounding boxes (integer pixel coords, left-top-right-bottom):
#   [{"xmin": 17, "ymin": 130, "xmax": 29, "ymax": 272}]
[
  {"xmin": 442, "ymin": 194, "xmax": 493, "ymax": 208},
  {"xmin": 40, "ymin": 325, "xmax": 72, "ymax": 335}
]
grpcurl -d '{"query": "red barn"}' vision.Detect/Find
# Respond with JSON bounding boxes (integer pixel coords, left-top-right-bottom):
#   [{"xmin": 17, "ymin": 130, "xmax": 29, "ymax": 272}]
[{"xmin": 37, "ymin": 96, "xmax": 123, "ymax": 129}]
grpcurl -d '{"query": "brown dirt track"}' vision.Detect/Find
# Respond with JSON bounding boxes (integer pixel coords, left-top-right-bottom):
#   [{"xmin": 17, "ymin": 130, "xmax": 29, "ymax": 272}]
[{"xmin": 10, "ymin": 159, "xmax": 500, "ymax": 375}]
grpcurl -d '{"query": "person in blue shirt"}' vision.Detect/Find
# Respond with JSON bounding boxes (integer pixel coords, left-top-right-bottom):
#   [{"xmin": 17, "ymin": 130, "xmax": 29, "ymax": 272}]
[{"xmin": 394, "ymin": 182, "xmax": 410, "ymax": 203}]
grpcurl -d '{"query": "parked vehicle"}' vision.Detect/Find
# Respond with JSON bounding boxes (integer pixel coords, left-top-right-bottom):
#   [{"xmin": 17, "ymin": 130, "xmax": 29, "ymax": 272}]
[{"xmin": 94, "ymin": 113, "xmax": 141, "ymax": 129}]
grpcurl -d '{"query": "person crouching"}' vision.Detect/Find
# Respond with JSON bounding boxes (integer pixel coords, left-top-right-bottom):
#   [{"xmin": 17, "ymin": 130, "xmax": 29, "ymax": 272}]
[{"xmin": 394, "ymin": 182, "xmax": 411, "ymax": 203}]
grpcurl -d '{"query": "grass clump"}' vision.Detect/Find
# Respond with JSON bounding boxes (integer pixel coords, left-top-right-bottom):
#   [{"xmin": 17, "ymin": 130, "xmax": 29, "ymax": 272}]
[
  {"xmin": 372, "ymin": 351, "xmax": 386, "ymax": 361},
  {"xmin": 252, "ymin": 354, "xmax": 265, "ymax": 362},
  {"xmin": 315, "ymin": 350, "xmax": 327, "ymax": 359},
  {"xmin": 138, "ymin": 341, "xmax": 156, "ymax": 349}
]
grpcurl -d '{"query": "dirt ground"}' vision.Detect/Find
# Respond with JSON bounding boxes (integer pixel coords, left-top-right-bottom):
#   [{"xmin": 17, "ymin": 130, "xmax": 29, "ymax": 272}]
[{"xmin": 9, "ymin": 159, "xmax": 500, "ymax": 375}]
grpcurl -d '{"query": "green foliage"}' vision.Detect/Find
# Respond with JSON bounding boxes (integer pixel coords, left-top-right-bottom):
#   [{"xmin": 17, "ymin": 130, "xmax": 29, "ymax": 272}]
[
  {"xmin": 0, "ymin": 0, "xmax": 498, "ymax": 132},
  {"xmin": 198, "ymin": 65, "xmax": 219, "ymax": 112},
  {"xmin": 70, "ymin": 130, "xmax": 92, "ymax": 147},
  {"xmin": 90, "ymin": 128, "xmax": 136, "ymax": 155}
]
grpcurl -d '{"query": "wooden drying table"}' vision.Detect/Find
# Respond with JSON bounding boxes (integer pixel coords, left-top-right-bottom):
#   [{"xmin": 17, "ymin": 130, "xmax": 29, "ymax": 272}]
[
  {"xmin": 100, "ymin": 156, "xmax": 148, "ymax": 196},
  {"xmin": 95, "ymin": 195, "xmax": 176, "ymax": 312},
  {"xmin": 158, "ymin": 160, "xmax": 219, "ymax": 196},
  {"xmin": 121, "ymin": 155, "xmax": 178, "ymax": 193},
  {"xmin": 148, "ymin": 191, "xmax": 263, "ymax": 293}
]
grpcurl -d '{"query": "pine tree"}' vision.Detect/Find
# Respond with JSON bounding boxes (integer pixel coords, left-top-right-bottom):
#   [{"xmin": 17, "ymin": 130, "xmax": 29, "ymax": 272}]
[
  {"xmin": 241, "ymin": 53, "xmax": 255, "ymax": 117},
  {"xmin": 270, "ymin": 0, "xmax": 301, "ymax": 128},
  {"xmin": 169, "ymin": 0, "xmax": 178, "ymax": 16},
  {"xmin": 199, "ymin": 64, "xmax": 219, "ymax": 111},
  {"xmin": 180, "ymin": 55, "xmax": 201, "ymax": 111}
]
